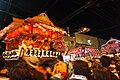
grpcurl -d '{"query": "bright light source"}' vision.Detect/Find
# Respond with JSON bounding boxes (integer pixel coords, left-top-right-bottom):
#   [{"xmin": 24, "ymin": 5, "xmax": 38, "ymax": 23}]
[{"xmin": 87, "ymin": 40, "xmax": 91, "ymax": 43}]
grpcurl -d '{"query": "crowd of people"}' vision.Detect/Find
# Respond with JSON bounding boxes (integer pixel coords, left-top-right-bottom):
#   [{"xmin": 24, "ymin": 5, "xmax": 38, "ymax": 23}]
[{"xmin": 0, "ymin": 54, "xmax": 119, "ymax": 80}]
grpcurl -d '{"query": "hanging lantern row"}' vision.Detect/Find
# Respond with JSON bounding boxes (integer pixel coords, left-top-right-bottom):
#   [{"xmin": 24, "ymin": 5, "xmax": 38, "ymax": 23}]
[
  {"xmin": 0, "ymin": 22, "xmax": 22, "ymax": 38},
  {"xmin": 68, "ymin": 47, "xmax": 84, "ymax": 54},
  {"xmin": 0, "ymin": 19, "xmax": 67, "ymax": 39},
  {"xmin": 31, "ymin": 23, "xmax": 67, "ymax": 35},
  {"xmin": 39, "ymin": 23, "xmax": 67, "ymax": 35},
  {"xmin": 5, "ymin": 22, "xmax": 67, "ymax": 40},
  {"xmin": 68, "ymin": 47, "xmax": 100, "ymax": 54},
  {"xmin": 2, "ymin": 48, "xmax": 61, "ymax": 59},
  {"xmin": 85, "ymin": 48, "xmax": 100, "ymax": 53},
  {"xmin": 0, "ymin": 24, "xmax": 13, "ymax": 38}
]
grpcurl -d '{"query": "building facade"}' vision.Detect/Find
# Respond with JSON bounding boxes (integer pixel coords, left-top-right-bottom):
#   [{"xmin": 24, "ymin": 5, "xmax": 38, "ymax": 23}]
[{"xmin": 64, "ymin": 33, "xmax": 106, "ymax": 50}]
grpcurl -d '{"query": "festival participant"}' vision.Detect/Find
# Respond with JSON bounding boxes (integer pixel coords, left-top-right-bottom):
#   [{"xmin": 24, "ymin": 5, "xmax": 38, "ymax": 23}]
[
  {"xmin": 41, "ymin": 40, "xmax": 50, "ymax": 50},
  {"xmin": 23, "ymin": 56, "xmax": 45, "ymax": 80},
  {"xmin": 49, "ymin": 42, "xmax": 57, "ymax": 51},
  {"xmin": 52, "ymin": 55, "xmax": 68, "ymax": 80}
]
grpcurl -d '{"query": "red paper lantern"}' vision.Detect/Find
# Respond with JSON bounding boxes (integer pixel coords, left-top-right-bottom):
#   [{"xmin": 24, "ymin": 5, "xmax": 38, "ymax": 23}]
[
  {"xmin": 45, "ymin": 31, "xmax": 48, "ymax": 36},
  {"xmin": 6, "ymin": 32, "xmax": 13, "ymax": 39},
  {"xmin": 57, "ymin": 33, "xmax": 63, "ymax": 40},
  {"xmin": 33, "ymin": 28, "xmax": 42, "ymax": 34},
  {"xmin": 24, "ymin": 24, "xmax": 32, "ymax": 32},
  {"xmin": 80, "ymin": 27, "xmax": 90, "ymax": 32},
  {"xmin": 18, "ymin": 27, "xmax": 24, "ymax": 34},
  {"xmin": 11, "ymin": 32, "xmax": 16, "ymax": 38},
  {"xmin": 13, "ymin": 29, "xmax": 20, "ymax": 36},
  {"xmin": 48, "ymin": 30, "xmax": 52, "ymax": 35},
  {"xmin": 52, "ymin": 32, "xmax": 58, "ymax": 39},
  {"xmin": 6, "ymin": 32, "xmax": 16, "ymax": 39}
]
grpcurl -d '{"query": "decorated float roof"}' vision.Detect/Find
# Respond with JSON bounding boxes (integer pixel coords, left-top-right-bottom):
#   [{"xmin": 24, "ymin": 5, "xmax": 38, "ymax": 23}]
[
  {"xmin": 102, "ymin": 38, "xmax": 120, "ymax": 47},
  {"xmin": 0, "ymin": 12, "xmax": 67, "ymax": 39},
  {"xmin": 0, "ymin": 12, "xmax": 68, "ymax": 51}
]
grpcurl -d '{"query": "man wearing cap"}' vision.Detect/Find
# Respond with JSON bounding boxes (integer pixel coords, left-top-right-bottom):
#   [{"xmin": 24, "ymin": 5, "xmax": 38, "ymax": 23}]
[{"xmin": 23, "ymin": 56, "xmax": 45, "ymax": 80}]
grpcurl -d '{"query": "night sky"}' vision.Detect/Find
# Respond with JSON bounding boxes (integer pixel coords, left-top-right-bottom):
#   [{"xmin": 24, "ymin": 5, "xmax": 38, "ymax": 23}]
[{"xmin": 0, "ymin": 0, "xmax": 120, "ymax": 40}]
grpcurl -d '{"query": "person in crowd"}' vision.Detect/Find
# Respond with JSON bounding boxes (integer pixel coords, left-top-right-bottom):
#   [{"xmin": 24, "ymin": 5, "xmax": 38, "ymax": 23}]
[
  {"xmin": 91, "ymin": 58, "xmax": 101, "ymax": 69},
  {"xmin": 43, "ymin": 63, "xmax": 52, "ymax": 80},
  {"xmin": 41, "ymin": 40, "xmax": 50, "ymax": 50},
  {"xmin": 109, "ymin": 57, "xmax": 117, "ymax": 73},
  {"xmin": 93, "ymin": 56, "xmax": 118, "ymax": 80},
  {"xmin": 70, "ymin": 60, "xmax": 92, "ymax": 80},
  {"xmin": 68, "ymin": 60, "xmax": 74, "ymax": 77},
  {"xmin": 52, "ymin": 55, "xmax": 68, "ymax": 80},
  {"xmin": 116, "ymin": 64, "xmax": 120, "ymax": 79},
  {"xmin": 0, "ymin": 55, "xmax": 9, "ymax": 80},
  {"xmin": 23, "ymin": 56, "xmax": 45, "ymax": 80},
  {"xmin": 49, "ymin": 42, "xmax": 57, "ymax": 51},
  {"xmin": 9, "ymin": 65, "xmax": 34, "ymax": 80}
]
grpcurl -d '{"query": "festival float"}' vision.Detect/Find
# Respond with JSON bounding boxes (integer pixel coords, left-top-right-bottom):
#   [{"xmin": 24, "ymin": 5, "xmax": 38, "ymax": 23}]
[
  {"xmin": 0, "ymin": 12, "xmax": 68, "ymax": 60},
  {"xmin": 67, "ymin": 46, "xmax": 100, "ymax": 61},
  {"xmin": 101, "ymin": 38, "xmax": 120, "ymax": 57}
]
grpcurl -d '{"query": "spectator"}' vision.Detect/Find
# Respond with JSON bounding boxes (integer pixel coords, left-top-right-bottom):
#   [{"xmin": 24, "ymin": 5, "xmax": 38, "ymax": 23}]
[
  {"xmin": 93, "ymin": 56, "xmax": 118, "ymax": 80},
  {"xmin": 116, "ymin": 65, "xmax": 120, "ymax": 79},
  {"xmin": 0, "ymin": 55, "xmax": 9, "ymax": 80},
  {"xmin": 70, "ymin": 60, "xmax": 91, "ymax": 80},
  {"xmin": 9, "ymin": 65, "xmax": 34, "ymax": 80},
  {"xmin": 68, "ymin": 60, "xmax": 73, "ymax": 77}
]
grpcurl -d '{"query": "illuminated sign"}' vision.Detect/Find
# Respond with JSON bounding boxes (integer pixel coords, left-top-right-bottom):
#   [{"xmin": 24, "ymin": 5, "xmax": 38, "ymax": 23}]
[{"xmin": 2, "ymin": 48, "xmax": 61, "ymax": 60}]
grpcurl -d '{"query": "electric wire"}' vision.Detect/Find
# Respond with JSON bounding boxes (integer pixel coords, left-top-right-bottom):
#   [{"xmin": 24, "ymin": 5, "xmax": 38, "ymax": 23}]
[
  {"xmin": 0, "ymin": 0, "xmax": 36, "ymax": 15},
  {"xmin": 56, "ymin": 0, "xmax": 97, "ymax": 25},
  {"xmin": 93, "ymin": 6, "xmax": 116, "ymax": 24},
  {"xmin": 46, "ymin": 0, "xmax": 59, "ymax": 12},
  {"xmin": 4, "ymin": 0, "xmax": 12, "ymax": 21},
  {"xmin": 72, "ymin": 0, "xmax": 114, "ymax": 25},
  {"xmin": 72, "ymin": 0, "xmax": 118, "ymax": 33},
  {"xmin": 0, "ymin": 9, "xmax": 25, "ymax": 18},
  {"xmin": 41, "ymin": 0, "xmax": 51, "ymax": 12}
]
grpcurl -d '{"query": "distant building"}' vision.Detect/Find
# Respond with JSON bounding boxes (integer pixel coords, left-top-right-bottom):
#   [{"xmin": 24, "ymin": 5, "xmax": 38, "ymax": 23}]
[{"xmin": 64, "ymin": 32, "xmax": 106, "ymax": 50}]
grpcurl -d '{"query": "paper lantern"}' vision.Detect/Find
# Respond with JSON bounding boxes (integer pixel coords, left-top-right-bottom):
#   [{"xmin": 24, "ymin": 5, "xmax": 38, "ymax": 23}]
[
  {"xmin": 33, "ymin": 28, "xmax": 42, "ymax": 34},
  {"xmin": 80, "ymin": 27, "xmax": 90, "ymax": 33},
  {"xmin": 24, "ymin": 24, "xmax": 32, "ymax": 32},
  {"xmin": 45, "ymin": 31, "xmax": 48, "ymax": 36},
  {"xmin": 41, "ymin": 40, "xmax": 44, "ymax": 43},
  {"xmin": 11, "ymin": 32, "xmax": 16, "ymax": 38},
  {"xmin": 6, "ymin": 33, "xmax": 13, "ymax": 39},
  {"xmin": 13, "ymin": 29, "xmax": 20, "ymax": 36},
  {"xmin": 18, "ymin": 27, "xmax": 24, "ymax": 34},
  {"xmin": 52, "ymin": 32, "xmax": 58, "ymax": 39},
  {"xmin": 48, "ymin": 30, "xmax": 52, "ymax": 35},
  {"xmin": 6, "ymin": 32, "xmax": 15, "ymax": 38}
]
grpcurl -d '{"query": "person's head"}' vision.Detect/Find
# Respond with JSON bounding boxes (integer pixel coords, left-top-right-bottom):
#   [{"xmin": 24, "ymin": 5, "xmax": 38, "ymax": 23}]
[
  {"xmin": 0, "ymin": 56, "xmax": 5, "ymax": 71},
  {"xmin": 23, "ymin": 56, "xmax": 41, "ymax": 69},
  {"xmin": 100, "ymin": 56, "xmax": 111, "ymax": 67},
  {"xmin": 50, "ymin": 42, "xmax": 55, "ymax": 48},
  {"xmin": 111, "ymin": 57, "xmax": 116, "ymax": 64},
  {"xmin": 73, "ymin": 60, "xmax": 91, "ymax": 80},
  {"xmin": 57, "ymin": 55, "xmax": 63, "ymax": 61},
  {"xmin": 10, "ymin": 66, "xmax": 34, "ymax": 80}
]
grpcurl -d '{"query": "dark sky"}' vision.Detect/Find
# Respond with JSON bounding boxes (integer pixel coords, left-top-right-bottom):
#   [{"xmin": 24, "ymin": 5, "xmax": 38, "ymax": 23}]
[{"xmin": 0, "ymin": 0, "xmax": 120, "ymax": 40}]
